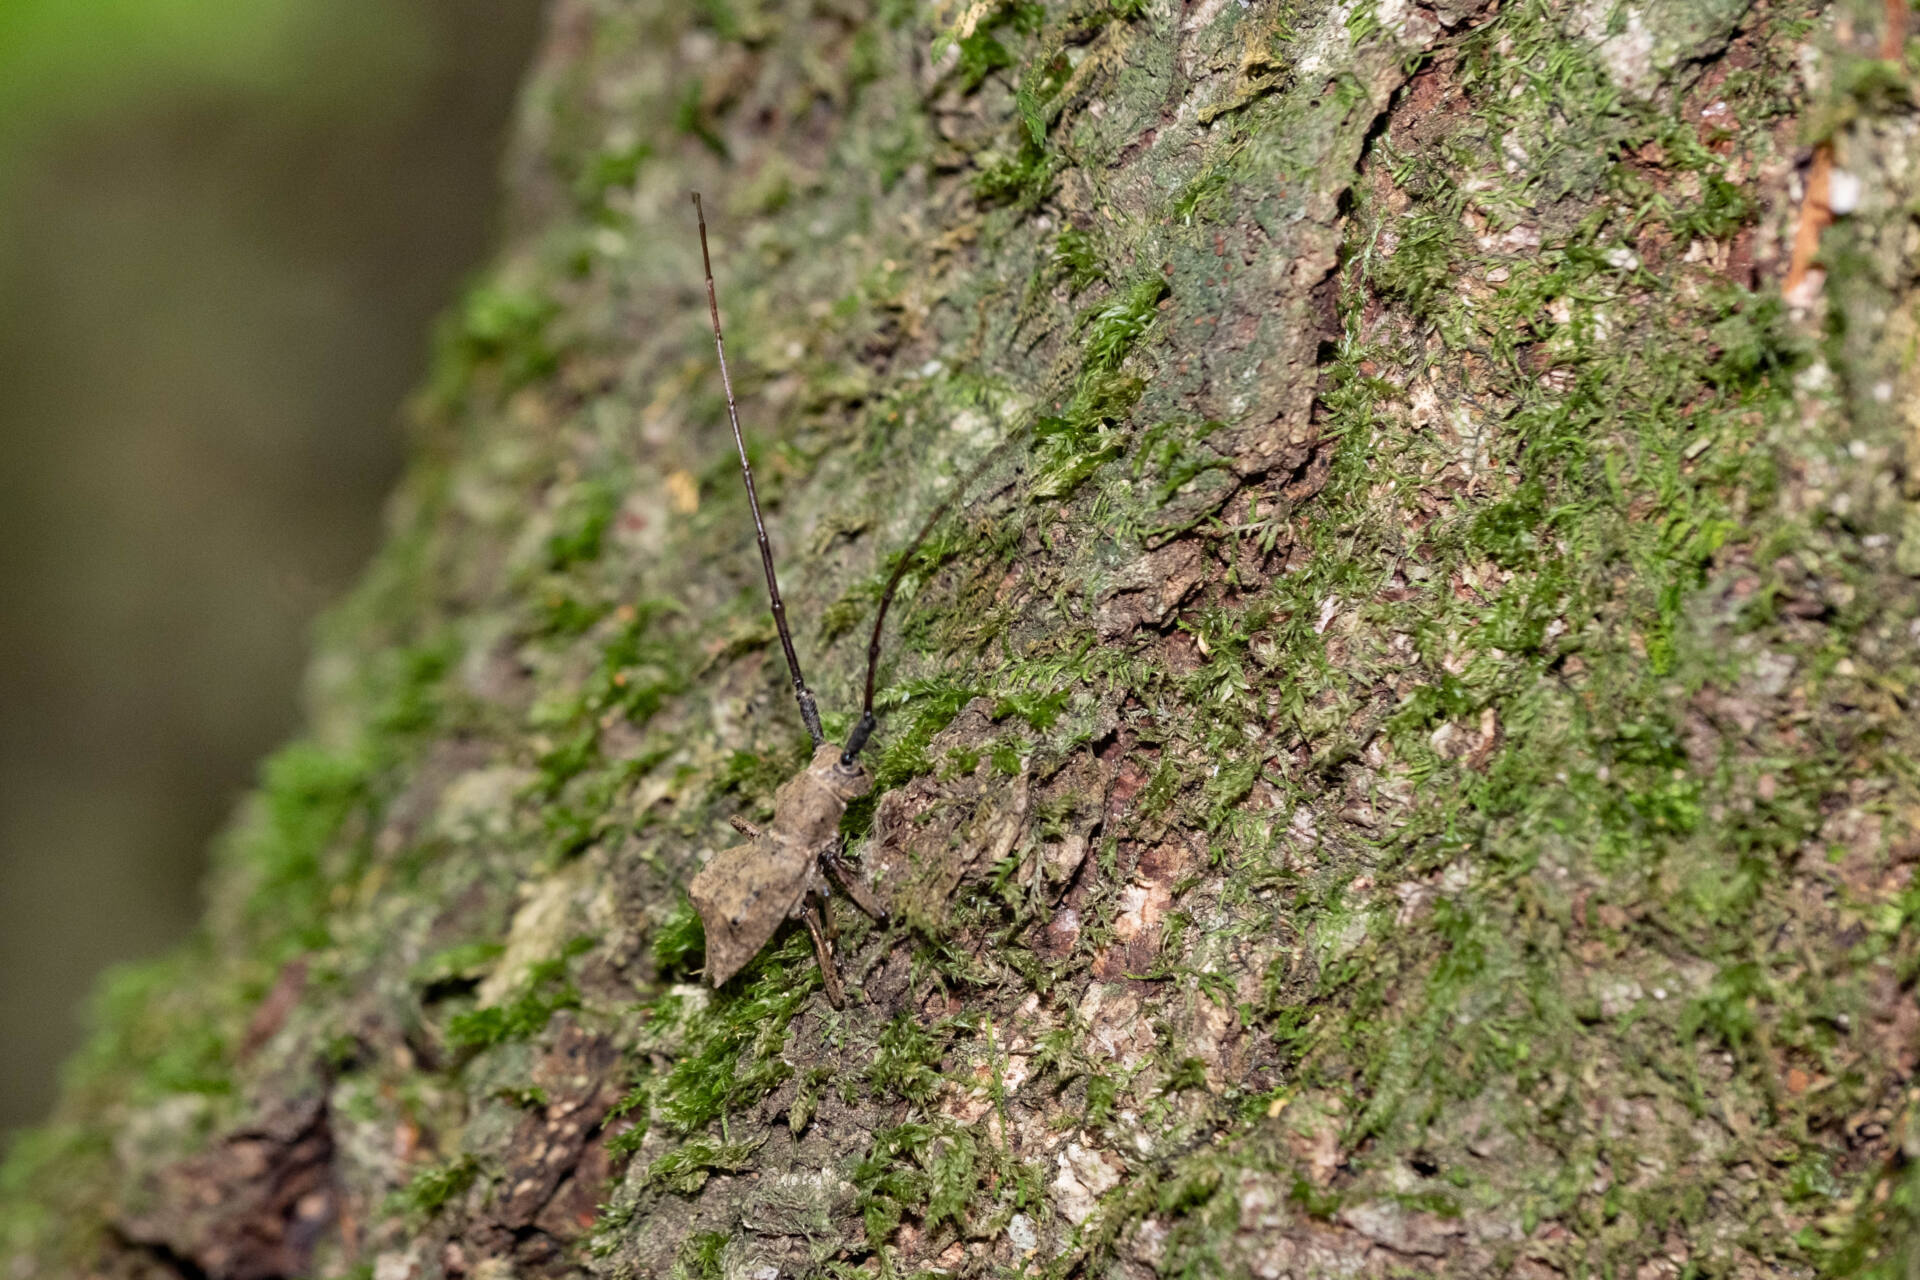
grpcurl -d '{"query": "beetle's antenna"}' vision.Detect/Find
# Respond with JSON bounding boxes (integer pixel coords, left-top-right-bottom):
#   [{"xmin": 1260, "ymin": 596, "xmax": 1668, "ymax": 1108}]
[
  {"xmin": 694, "ymin": 192, "xmax": 824, "ymax": 747},
  {"xmin": 840, "ymin": 439, "xmax": 1014, "ymax": 764}
]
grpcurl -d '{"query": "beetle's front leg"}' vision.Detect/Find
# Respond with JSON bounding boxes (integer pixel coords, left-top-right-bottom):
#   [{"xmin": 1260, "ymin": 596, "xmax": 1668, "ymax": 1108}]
[
  {"xmin": 821, "ymin": 844, "xmax": 888, "ymax": 922},
  {"xmin": 801, "ymin": 892, "xmax": 846, "ymax": 1009}
]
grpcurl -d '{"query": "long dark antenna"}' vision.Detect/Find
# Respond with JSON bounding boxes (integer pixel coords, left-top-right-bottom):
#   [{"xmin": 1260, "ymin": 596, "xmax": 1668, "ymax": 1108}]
[
  {"xmin": 694, "ymin": 192, "xmax": 824, "ymax": 748},
  {"xmin": 840, "ymin": 438, "xmax": 1015, "ymax": 764}
]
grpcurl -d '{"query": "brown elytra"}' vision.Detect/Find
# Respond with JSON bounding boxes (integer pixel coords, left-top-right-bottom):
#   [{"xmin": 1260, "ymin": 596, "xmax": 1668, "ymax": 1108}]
[{"xmin": 688, "ymin": 745, "xmax": 875, "ymax": 1006}]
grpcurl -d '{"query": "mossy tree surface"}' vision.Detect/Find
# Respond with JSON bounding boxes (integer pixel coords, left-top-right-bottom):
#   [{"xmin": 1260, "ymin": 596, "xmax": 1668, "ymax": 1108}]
[{"xmin": 7, "ymin": 0, "xmax": 1920, "ymax": 1276}]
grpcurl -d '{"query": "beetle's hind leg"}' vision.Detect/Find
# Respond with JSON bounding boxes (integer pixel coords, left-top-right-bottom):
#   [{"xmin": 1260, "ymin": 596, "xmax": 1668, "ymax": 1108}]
[{"xmin": 801, "ymin": 892, "xmax": 846, "ymax": 1009}]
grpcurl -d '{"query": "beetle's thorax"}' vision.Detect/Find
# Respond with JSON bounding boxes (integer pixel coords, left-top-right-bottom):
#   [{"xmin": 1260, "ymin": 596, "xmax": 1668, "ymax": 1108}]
[{"xmin": 768, "ymin": 743, "xmax": 871, "ymax": 848}]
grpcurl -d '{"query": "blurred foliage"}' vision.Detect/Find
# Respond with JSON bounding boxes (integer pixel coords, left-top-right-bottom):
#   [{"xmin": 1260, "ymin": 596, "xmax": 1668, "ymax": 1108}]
[
  {"xmin": 0, "ymin": 0, "xmax": 542, "ymax": 1133},
  {"xmin": 0, "ymin": 0, "xmax": 428, "ymax": 171}
]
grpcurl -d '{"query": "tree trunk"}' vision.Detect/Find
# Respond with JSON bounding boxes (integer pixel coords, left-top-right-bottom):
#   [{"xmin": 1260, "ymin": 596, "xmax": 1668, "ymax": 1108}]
[{"xmin": 6, "ymin": 0, "xmax": 1920, "ymax": 1276}]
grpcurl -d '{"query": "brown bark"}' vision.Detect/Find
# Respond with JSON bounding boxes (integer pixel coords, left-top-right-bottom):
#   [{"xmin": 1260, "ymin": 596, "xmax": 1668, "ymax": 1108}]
[{"xmin": 7, "ymin": 0, "xmax": 1920, "ymax": 1277}]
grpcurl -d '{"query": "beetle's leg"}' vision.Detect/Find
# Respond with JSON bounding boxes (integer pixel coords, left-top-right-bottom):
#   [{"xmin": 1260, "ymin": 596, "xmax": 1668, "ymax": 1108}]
[
  {"xmin": 728, "ymin": 814, "xmax": 764, "ymax": 839},
  {"xmin": 816, "ymin": 882, "xmax": 840, "ymax": 942},
  {"xmin": 801, "ymin": 893, "xmax": 845, "ymax": 1009},
  {"xmin": 821, "ymin": 845, "xmax": 888, "ymax": 922}
]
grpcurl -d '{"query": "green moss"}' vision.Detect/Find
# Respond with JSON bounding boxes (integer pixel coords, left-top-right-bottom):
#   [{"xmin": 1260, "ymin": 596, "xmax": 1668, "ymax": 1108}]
[
  {"xmin": 673, "ymin": 83, "xmax": 728, "ymax": 158},
  {"xmin": 495, "ymin": 1084, "xmax": 550, "ymax": 1109},
  {"xmin": 950, "ymin": 0, "xmax": 1043, "ymax": 93},
  {"xmin": 646, "ymin": 1134, "xmax": 766, "ymax": 1194},
  {"xmin": 955, "ymin": 28, "xmax": 1016, "ymax": 93},
  {"xmin": 526, "ymin": 601, "xmax": 688, "ymax": 856},
  {"xmin": 712, "ymin": 745, "xmax": 803, "ymax": 809},
  {"xmin": 443, "ymin": 945, "xmax": 587, "ymax": 1052},
  {"xmin": 859, "ymin": 675, "xmax": 981, "ymax": 796},
  {"xmin": 1171, "ymin": 169, "xmax": 1230, "ymax": 227},
  {"xmin": 572, "ymin": 139, "xmax": 652, "ymax": 214},
  {"xmin": 1016, "ymin": 48, "xmax": 1072, "ymax": 146},
  {"xmin": 234, "ymin": 741, "xmax": 373, "ymax": 955},
  {"xmin": 532, "ymin": 721, "xmax": 599, "ymax": 797},
  {"xmin": 1831, "ymin": 1131, "xmax": 1920, "ymax": 1276},
  {"xmin": 368, "ymin": 634, "xmax": 458, "ymax": 737},
  {"xmin": 1082, "ymin": 275, "xmax": 1168, "ymax": 373},
  {"xmin": 545, "ymin": 478, "xmax": 622, "ymax": 571},
  {"xmin": 850, "ymin": 1011, "xmax": 1060, "ymax": 1253},
  {"xmin": 1022, "ymin": 274, "xmax": 1169, "ymax": 498},
  {"xmin": 1161, "ymin": 5, "xmax": 1913, "ymax": 1264},
  {"xmin": 387, "ymin": 1154, "xmax": 479, "ymax": 1220},
  {"xmin": 412, "ymin": 941, "xmax": 505, "ymax": 991},
  {"xmin": 990, "ymin": 686, "xmax": 1068, "ymax": 731},
  {"xmin": 0, "ymin": 1125, "xmax": 104, "ymax": 1256},
  {"xmin": 669, "ymin": 1230, "xmax": 731, "ymax": 1280},
  {"xmin": 646, "ymin": 935, "xmax": 816, "ymax": 1136},
  {"xmin": 534, "ymin": 589, "xmax": 610, "ymax": 638},
  {"xmin": 593, "ymin": 599, "xmax": 690, "ymax": 721},
  {"xmin": 652, "ymin": 899, "xmax": 706, "ymax": 979},
  {"xmin": 1, "ymin": 661, "xmax": 408, "ymax": 1263},
  {"xmin": 867, "ymin": 1013, "xmax": 945, "ymax": 1106},
  {"xmin": 972, "ymin": 136, "xmax": 1057, "ymax": 207},
  {"xmin": 850, "ymin": 1122, "xmax": 940, "ymax": 1247},
  {"xmin": 603, "ymin": 1071, "xmax": 655, "ymax": 1162},
  {"xmin": 429, "ymin": 281, "xmax": 559, "ymax": 407},
  {"xmin": 62, "ymin": 951, "xmax": 236, "ymax": 1102},
  {"xmin": 1050, "ymin": 227, "xmax": 1104, "ymax": 292},
  {"xmin": 911, "ymin": 1, "xmax": 1914, "ymax": 1270}
]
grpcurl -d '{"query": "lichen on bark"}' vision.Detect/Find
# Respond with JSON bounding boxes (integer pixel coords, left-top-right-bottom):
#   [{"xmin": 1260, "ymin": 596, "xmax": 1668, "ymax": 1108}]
[{"xmin": 6, "ymin": 0, "xmax": 1920, "ymax": 1277}]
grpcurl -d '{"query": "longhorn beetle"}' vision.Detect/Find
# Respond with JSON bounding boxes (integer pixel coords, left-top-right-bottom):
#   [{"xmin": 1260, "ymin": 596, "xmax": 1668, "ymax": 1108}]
[{"xmin": 686, "ymin": 193, "xmax": 986, "ymax": 1007}]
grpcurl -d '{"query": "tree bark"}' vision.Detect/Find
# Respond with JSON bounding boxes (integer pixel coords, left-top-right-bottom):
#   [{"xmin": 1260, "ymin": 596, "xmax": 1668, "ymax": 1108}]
[{"xmin": 6, "ymin": 0, "xmax": 1920, "ymax": 1276}]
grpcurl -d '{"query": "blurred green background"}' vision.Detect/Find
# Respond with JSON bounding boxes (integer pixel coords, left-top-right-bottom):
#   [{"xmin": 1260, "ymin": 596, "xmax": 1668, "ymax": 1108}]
[{"xmin": 0, "ymin": 0, "xmax": 544, "ymax": 1131}]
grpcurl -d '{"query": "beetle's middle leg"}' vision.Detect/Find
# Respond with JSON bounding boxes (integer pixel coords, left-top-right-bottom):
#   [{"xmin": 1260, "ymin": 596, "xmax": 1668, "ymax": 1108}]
[{"xmin": 801, "ymin": 891, "xmax": 845, "ymax": 1009}]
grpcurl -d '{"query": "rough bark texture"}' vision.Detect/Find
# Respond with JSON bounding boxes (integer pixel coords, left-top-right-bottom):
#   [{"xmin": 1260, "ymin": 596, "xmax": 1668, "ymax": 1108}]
[{"xmin": 6, "ymin": 0, "xmax": 1920, "ymax": 1277}]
